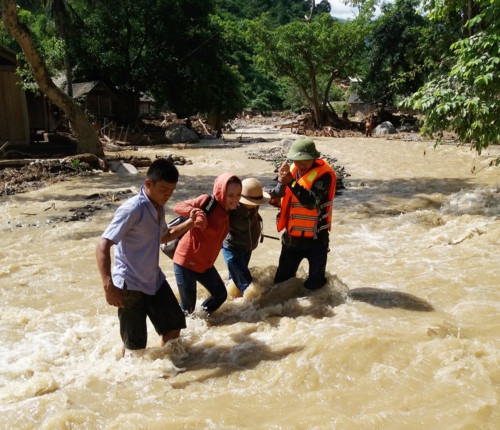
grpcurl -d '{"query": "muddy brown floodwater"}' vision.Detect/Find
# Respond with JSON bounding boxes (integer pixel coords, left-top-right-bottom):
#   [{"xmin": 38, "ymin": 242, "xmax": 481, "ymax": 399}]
[{"xmin": 1, "ymin": 123, "xmax": 500, "ymax": 429}]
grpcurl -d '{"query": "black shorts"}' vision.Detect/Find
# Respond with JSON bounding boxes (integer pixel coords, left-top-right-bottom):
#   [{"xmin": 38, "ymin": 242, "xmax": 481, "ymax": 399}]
[{"xmin": 118, "ymin": 280, "xmax": 186, "ymax": 350}]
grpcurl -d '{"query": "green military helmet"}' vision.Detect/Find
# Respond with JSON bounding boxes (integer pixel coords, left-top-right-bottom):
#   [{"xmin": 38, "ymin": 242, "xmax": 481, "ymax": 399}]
[{"xmin": 286, "ymin": 137, "xmax": 321, "ymax": 161}]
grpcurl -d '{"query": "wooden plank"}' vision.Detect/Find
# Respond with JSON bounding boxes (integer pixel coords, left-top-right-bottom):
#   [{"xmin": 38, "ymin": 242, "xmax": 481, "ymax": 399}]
[{"xmin": 0, "ymin": 159, "xmax": 32, "ymax": 168}]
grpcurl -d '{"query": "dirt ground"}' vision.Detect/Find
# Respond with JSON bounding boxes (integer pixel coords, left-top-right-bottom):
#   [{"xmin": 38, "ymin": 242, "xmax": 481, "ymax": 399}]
[{"xmin": 0, "ymin": 114, "xmax": 458, "ymax": 197}]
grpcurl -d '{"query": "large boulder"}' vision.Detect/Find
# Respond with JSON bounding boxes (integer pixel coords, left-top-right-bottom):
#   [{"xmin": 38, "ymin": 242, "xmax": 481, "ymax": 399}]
[
  {"xmin": 281, "ymin": 138, "xmax": 294, "ymax": 150},
  {"xmin": 108, "ymin": 160, "xmax": 139, "ymax": 175},
  {"xmin": 374, "ymin": 121, "xmax": 397, "ymax": 135},
  {"xmin": 164, "ymin": 123, "xmax": 199, "ymax": 143}
]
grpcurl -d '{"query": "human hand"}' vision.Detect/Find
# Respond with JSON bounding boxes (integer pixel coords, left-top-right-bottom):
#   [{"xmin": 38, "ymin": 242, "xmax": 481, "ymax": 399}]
[
  {"xmin": 193, "ymin": 210, "xmax": 208, "ymax": 230},
  {"xmin": 279, "ymin": 161, "xmax": 290, "ymax": 175},
  {"xmin": 105, "ymin": 283, "xmax": 125, "ymax": 308},
  {"xmin": 278, "ymin": 161, "xmax": 293, "ymax": 185},
  {"xmin": 188, "ymin": 209, "xmax": 198, "ymax": 222}
]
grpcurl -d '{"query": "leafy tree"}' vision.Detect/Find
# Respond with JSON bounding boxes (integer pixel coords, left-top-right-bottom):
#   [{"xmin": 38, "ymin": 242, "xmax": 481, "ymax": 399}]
[
  {"xmin": 215, "ymin": 0, "xmax": 313, "ymax": 26},
  {"xmin": 213, "ymin": 0, "xmax": 332, "ymax": 113},
  {"xmin": 358, "ymin": 0, "xmax": 431, "ymax": 107},
  {"xmin": 1, "ymin": 0, "xmax": 103, "ymax": 155},
  {"xmin": 65, "ymin": 0, "xmax": 244, "ymax": 125},
  {"xmin": 211, "ymin": 13, "xmax": 282, "ymax": 113},
  {"xmin": 247, "ymin": 10, "xmax": 372, "ymax": 127},
  {"xmin": 44, "ymin": 0, "xmax": 73, "ymax": 96},
  {"xmin": 404, "ymin": 0, "xmax": 500, "ymax": 153}
]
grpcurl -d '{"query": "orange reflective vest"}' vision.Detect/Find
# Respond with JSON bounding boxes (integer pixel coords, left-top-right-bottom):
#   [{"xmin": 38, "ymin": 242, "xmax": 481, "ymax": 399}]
[{"xmin": 277, "ymin": 159, "xmax": 336, "ymax": 238}]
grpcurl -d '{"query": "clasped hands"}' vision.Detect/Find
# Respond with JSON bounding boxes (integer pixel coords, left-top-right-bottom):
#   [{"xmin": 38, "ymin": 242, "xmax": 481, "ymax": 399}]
[{"xmin": 190, "ymin": 208, "xmax": 208, "ymax": 230}]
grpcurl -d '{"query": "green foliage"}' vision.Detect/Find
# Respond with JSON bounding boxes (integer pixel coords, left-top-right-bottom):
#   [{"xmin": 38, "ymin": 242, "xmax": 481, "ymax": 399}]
[
  {"xmin": 278, "ymin": 78, "xmax": 304, "ymax": 112},
  {"xmin": 246, "ymin": 10, "xmax": 372, "ymax": 125},
  {"xmin": 60, "ymin": 0, "xmax": 244, "ymax": 121},
  {"xmin": 212, "ymin": 1, "xmax": 314, "ymax": 112},
  {"xmin": 279, "ymin": 74, "xmax": 345, "ymax": 112},
  {"xmin": 215, "ymin": 0, "xmax": 311, "ymax": 26},
  {"xmin": 359, "ymin": 0, "xmax": 431, "ymax": 106},
  {"xmin": 404, "ymin": 0, "xmax": 500, "ymax": 153},
  {"xmin": 1, "ymin": 3, "xmax": 65, "ymax": 80},
  {"xmin": 210, "ymin": 14, "xmax": 280, "ymax": 113}
]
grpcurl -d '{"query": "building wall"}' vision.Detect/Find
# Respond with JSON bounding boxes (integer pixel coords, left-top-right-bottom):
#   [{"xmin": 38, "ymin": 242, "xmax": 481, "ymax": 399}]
[{"xmin": 0, "ymin": 59, "xmax": 30, "ymax": 145}]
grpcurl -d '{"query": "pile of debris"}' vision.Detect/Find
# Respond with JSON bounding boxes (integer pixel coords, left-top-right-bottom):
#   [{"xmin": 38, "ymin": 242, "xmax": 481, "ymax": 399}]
[
  {"xmin": 100, "ymin": 114, "xmax": 221, "ymax": 151},
  {"xmin": 0, "ymin": 154, "xmax": 105, "ymax": 196},
  {"xmin": 232, "ymin": 110, "xmax": 421, "ymax": 139}
]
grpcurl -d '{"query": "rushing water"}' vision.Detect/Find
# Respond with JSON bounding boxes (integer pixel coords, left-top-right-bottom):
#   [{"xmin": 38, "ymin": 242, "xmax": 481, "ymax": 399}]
[{"xmin": 1, "ymin": 127, "xmax": 500, "ymax": 429}]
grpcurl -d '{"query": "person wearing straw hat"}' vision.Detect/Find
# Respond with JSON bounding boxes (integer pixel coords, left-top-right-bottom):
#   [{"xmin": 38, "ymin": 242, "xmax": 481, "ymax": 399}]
[
  {"xmin": 222, "ymin": 178, "xmax": 270, "ymax": 295},
  {"xmin": 266, "ymin": 137, "xmax": 337, "ymax": 290}
]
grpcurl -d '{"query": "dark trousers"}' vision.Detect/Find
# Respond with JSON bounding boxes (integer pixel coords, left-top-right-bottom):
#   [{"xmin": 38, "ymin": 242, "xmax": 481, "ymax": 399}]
[
  {"xmin": 173, "ymin": 263, "xmax": 228, "ymax": 314},
  {"xmin": 274, "ymin": 233, "xmax": 329, "ymax": 290},
  {"xmin": 118, "ymin": 281, "xmax": 186, "ymax": 350}
]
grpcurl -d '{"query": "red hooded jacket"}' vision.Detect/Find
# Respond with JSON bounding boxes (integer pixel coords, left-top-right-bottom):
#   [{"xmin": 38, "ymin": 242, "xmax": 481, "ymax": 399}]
[{"xmin": 173, "ymin": 173, "xmax": 237, "ymax": 273}]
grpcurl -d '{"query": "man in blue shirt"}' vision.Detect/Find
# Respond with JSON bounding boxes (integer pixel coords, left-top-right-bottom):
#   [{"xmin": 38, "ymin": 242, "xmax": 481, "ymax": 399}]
[{"xmin": 96, "ymin": 158, "xmax": 192, "ymax": 356}]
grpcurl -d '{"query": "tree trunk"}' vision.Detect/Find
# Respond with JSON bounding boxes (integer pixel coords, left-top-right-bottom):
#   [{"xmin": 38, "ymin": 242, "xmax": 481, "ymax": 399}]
[
  {"xmin": 1, "ymin": 0, "xmax": 103, "ymax": 156},
  {"xmin": 53, "ymin": 0, "xmax": 73, "ymax": 98},
  {"xmin": 309, "ymin": 67, "xmax": 321, "ymax": 127},
  {"xmin": 298, "ymin": 84, "xmax": 321, "ymax": 128}
]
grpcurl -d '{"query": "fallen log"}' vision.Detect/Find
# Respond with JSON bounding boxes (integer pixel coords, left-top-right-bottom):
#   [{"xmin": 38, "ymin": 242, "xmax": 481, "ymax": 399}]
[{"xmin": 0, "ymin": 159, "xmax": 32, "ymax": 169}]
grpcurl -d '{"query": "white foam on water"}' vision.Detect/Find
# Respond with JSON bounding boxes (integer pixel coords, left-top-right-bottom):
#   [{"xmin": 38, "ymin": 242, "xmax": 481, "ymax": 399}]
[{"xmin": 1, "ymin": 139, "xmax": 500, "ymax": 428}]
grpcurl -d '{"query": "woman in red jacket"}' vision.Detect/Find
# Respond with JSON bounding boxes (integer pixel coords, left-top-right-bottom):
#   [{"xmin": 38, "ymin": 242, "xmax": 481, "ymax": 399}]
[{"xmin": 172, "ymin": 173, "xmax": 242, "ymax": 315}]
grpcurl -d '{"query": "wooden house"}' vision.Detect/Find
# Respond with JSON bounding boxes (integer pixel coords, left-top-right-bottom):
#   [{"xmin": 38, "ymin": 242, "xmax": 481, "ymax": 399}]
[
  {"xmin": 59, "ymin": 79, "xmax": 115, "ymax": 120},
  {"xmin": 74, "ymin": 81, "xmax": 114, "ymax": 119},
  {"xmin": 139, "ymin": 93, "xmax": 156, "ymax": 117},
  {"xmin": 348, "ymin": 92, "xmax": 366, "ymax": 115},
  {"xmin": 0, "ymin": 46, "xmax": 30, "ymax": 145},
  {"xmin": 26, "ymin": 78, "xmax": 117, "ymax": 133}
]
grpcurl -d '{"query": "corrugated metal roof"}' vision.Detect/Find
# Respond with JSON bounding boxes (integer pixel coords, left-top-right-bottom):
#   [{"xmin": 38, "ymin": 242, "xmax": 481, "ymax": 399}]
[
  {"xmin": 53, "ymin": 77, "xmax": 112, "ymax": 98},
  {"xmin": 139, "ymin": 93, "xmax": 155, "ymax": 102},
  {"xmin": 72, "ymin": 81, "xmax": 101, "ymax": 98}
]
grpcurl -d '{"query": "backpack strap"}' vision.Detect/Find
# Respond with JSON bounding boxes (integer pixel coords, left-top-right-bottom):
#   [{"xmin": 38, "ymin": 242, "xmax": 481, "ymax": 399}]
[{"xmin": 202, "ymin": 194, "xmax": 217, "ymax": 215}]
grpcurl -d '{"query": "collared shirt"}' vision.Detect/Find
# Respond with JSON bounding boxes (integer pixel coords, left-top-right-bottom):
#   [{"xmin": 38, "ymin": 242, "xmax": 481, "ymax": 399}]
[{"xmin": 102, "ymin": 186, "xmax": 168, "ymax": 295}]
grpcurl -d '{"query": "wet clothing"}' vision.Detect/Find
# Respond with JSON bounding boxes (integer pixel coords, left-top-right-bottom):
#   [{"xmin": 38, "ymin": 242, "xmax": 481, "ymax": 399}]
[
  {"xmin": 222, "ymin": 204, "xmax": 262, "ymax": 293},
  {"xmin": 172, "ymin": 173, "xmax": 235, "ymax": 313},
  {"xmin": 224, "ymin": 205, "xmax": 262, "ymax": 252},
  {"xmin": 118, "ymin": 280, "xmax": 186, "ymax": 350},
  {"xmin": 102, "ymin": 186, "xmax": 168, "ymax": 295},
  {"xmin": 267, "ymin": 160, "xmax": 336, "ymax": 290},
  {"xmin": 221, "ymin": 247, "xmax": 252, "ymax": 293},
  {"xmin": 173, "ymin": 182, "xmax": 230, "ymax": 273},
  {"xmin": 173, "ymin": 264, "xmax": 226, "ymax": 314},
  {"xmin": 102, "ymin": 186, "xmax": 186, "ymax": 350}
]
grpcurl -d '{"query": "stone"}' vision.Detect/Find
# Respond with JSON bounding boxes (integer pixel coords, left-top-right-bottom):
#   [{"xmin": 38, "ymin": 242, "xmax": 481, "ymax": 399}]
[
  {"xmin": 374, "ymin": 121, "xmax": 397, "ymax": 135},
  {"xmin": 164, "ymin": 123, "xmax": 199, "ymax": 143}
]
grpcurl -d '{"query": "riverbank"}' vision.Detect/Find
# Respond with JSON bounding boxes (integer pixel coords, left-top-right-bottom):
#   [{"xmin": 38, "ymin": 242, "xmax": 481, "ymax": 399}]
[{"xmin": 0, "ymin": 113, "xmax": 463, "ymax": 197}]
